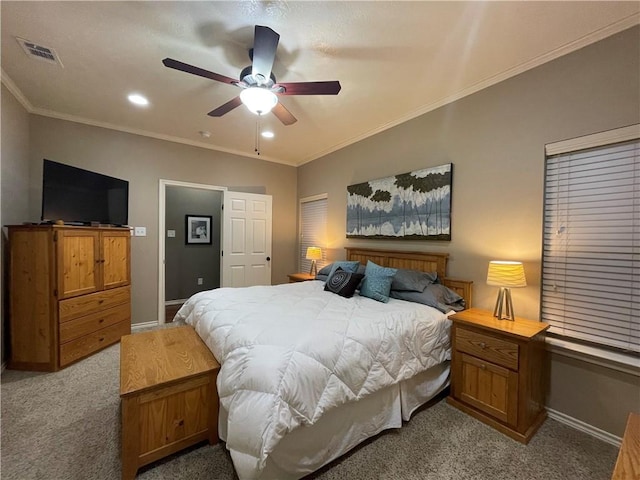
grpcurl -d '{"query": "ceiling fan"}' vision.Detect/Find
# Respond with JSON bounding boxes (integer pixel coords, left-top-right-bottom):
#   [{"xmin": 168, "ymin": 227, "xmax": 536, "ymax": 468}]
[{"xmin": 162, "ymin": 25, "xmax": 341, "ymax": 126}]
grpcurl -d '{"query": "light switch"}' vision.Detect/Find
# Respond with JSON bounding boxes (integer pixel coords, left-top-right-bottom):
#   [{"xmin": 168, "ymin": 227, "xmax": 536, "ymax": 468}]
[
  {"xmin": 134, "ymin": 226, "xmax": 146, "ymax": 236},
  {"xmin": 197, "ymin": 277, "xmax": 203, "ymax": 285},
  {"xmin": 167, "ymin": 230, "xmax": 176, "ymax": 238}
]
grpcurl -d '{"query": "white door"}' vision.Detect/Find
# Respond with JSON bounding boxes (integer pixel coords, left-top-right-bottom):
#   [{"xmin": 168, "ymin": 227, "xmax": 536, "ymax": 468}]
[{"xmin": 222, "ymin": 191, "xmax": 272, "ymax": 287}]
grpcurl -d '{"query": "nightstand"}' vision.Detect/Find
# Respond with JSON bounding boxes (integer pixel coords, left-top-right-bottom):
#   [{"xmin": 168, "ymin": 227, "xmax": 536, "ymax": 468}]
[
  {"xmin": 447, "ymin": 308, "xmax": 549, "ymax": 444},
  {"xmin": 287, "ymin": 272, "xmax": 315, "ymax": 283}
]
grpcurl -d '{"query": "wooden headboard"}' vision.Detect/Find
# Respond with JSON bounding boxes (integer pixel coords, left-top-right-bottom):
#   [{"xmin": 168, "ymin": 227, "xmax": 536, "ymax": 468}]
[{"xmin": 345, "ymin": 247, "xmax": 473, "ymax": 308}]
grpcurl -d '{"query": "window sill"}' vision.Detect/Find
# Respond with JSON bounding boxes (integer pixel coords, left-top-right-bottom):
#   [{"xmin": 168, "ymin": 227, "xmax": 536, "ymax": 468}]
[{"xmin": 546, "ymin": 337, "xmax": 640, "ymax": 377}]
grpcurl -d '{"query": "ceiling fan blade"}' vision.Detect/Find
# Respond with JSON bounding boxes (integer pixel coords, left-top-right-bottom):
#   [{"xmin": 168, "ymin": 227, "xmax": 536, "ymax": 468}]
[
  {"xmin": 271, "ymin": 102, "xmax": 297, "ymax": 126},
  {"xmin": 251, "ymin": 26, "xmax": 279, "ymax": 83},
  {"xmin": 207, "ymin": 96, "xmax": 243, "ymax": 117},
  {"xmin": 276, "ymin": 81, "xmax": 341, "ymax": 95},
  {"xmin": 163, "ymin": 58, "xmax": 238, "ymax": 86}
]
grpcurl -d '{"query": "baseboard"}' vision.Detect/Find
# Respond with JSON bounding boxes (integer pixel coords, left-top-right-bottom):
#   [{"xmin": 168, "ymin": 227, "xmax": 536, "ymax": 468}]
[
  {"xmin": 546, "ymin": 407, "xmax": 622, "ymax": 447},
  {"xmin": 165, "ymin": 299, "xmax": 187, "ymax": 306},
  {"xmin": 131, "ymin": 321, "xmax": 160, "ymax": 332},
  {"xmin": 1, "ymin": 361, "xmax": 6, "ymax": 373}
]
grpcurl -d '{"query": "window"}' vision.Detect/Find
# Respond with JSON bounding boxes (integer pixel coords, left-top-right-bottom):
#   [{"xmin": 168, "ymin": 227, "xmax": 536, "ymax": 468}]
[
  {"xmin": 299, "ymin": 195, "xmax": 328, "ymax": 274},
  {"xmin": 542, "ymin": 126, "xmax": 639, "ymax": 356}
]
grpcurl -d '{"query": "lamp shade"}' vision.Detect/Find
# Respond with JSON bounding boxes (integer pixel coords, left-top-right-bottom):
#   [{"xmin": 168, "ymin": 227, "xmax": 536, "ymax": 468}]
[
  {"xmin": 305, "ymin": 246, "xmax": 322, "ymax": 261},
  {"xmin": 486, "ymin": 261, "xmax": 527, "ymax": 288},
  {"xmin": 240, "ymin": 87, "xmax": 278, "ymax": 115}
]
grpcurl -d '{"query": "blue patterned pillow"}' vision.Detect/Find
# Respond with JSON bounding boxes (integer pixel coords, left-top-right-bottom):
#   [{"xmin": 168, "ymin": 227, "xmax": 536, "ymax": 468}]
[
  {"xmin": 359, "ymin": 261, "xmax": 397, "ymax": 303},
  {"xmin": 324, "ymin": 267, "xmax": 365, "ymax": 298}
]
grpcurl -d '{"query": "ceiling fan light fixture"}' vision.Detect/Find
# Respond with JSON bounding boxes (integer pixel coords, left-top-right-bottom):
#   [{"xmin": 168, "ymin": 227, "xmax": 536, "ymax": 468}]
[{"xmin": 240, "ymin": 87, "xmax": 278, "ymax": 115}]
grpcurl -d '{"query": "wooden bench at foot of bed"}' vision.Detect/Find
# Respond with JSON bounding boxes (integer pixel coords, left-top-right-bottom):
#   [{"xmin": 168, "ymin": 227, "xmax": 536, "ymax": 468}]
[{"xmin": 119, "ymin": 326, "xmax": 220, "ymax": 480}]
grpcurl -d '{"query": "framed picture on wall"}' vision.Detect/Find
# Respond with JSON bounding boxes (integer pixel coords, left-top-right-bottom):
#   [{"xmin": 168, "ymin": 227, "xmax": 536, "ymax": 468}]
[{"xmin": 185, "ymin": 215, "xmax": 212, "ymax": 245}]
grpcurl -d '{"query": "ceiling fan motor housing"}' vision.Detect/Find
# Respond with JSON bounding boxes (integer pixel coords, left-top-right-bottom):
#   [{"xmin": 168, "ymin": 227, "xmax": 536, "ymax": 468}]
[{"xmin": 240, "ymin": 65, "xmax": 277, "ymax": 88}]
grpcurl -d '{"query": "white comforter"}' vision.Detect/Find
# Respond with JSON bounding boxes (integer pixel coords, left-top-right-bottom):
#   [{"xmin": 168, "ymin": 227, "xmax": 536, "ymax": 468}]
[{"xmin": 176, "ymin": 280, "xmax": 451, "ymax": 478}]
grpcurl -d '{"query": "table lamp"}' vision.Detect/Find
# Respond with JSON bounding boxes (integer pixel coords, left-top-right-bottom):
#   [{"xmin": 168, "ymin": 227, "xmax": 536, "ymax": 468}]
[
  {"xmin": 306, "ymin": 246, "xmax": 322, "ymax": 276},
  {"xmin": 486, "ymin": 261, "xmax": 527, "ymax": 320}
]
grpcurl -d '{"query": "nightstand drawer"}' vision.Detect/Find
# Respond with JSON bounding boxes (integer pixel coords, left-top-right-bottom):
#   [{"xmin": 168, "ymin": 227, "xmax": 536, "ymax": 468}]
[{"xmin": 455, "ymin": 327, "xmax": 519, "ymax": 371}]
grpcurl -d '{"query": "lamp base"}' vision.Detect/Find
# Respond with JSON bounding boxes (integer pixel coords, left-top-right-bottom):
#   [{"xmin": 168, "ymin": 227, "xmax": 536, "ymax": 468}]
[
  {"xmin": 493, "ymin": 287, "xmax": 515, "ymax": 320},
  {"xmin": 308, "ymin": 260, "xmax": 317, "ymax": 277}
]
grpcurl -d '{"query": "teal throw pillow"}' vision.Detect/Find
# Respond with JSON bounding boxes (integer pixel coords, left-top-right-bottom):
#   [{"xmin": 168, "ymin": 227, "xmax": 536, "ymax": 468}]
[{"xmin": 359, "ymin": 261, "xmax": 397, "ymax": 303}]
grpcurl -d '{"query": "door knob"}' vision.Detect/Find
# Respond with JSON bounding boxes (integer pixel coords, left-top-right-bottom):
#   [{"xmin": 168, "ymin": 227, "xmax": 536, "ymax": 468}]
[{"xmin": 266, "ymin": 256, "xmax": 271, "ymax": 261}]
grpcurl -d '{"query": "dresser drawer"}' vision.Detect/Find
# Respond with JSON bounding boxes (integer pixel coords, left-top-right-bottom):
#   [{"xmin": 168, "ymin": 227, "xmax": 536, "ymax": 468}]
[
  {"xmin": 60, "ymin": 320, "xmax": 130, "ymax": 367},
  {"xmin": 59, "ymin": 285, "xmax": 130, "ymax": 323},
  {"xmin": 455, "ymin": 327, "xmax": 519, "ymax": 371},
  {"xmin": 59, "ymin": 303, "xmax": 130, "ymax": 343}
]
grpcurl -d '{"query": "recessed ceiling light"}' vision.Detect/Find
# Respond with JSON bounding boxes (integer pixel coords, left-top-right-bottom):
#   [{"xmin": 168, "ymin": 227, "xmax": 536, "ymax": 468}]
[
  {"xmin": 128, "ymin": 93, "xmax": 149, "ymax": 106},
  {"xmin": 261, "ymin": 131, "xmax": 274, "ymax": 139}
]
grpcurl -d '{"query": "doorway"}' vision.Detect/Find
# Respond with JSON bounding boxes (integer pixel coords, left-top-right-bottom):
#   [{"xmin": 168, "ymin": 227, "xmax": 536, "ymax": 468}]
[{"xmin": 158, "ymin": 180, "xmax": 226, "ymax": 323}]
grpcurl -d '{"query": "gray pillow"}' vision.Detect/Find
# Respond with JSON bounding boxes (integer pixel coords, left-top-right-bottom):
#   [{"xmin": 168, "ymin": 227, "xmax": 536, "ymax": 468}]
[
  {"xmin": 327, "ymin": 261, "xmax": 361, "ymax": 279},
  {"xmin": 317, "ymin": 263, "xmax": 334, "ymax": 276},
  {"xmin": 391, "ymin": 268, "xmax": 438, "ymax": 292},
  {"xmin": 390, "ymin": 283, "xmax": 465, "ymax": 313}
]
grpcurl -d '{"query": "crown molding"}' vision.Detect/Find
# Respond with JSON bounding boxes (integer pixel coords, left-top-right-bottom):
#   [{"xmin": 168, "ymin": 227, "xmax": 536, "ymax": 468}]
[
  {"xmin": 1, "ymin": 69, "xmax": 34, "ymax": 112},
  {"xmin": 296, "ymin": 14, "xmax": 640, "ymax": 166},
  {"xmin": 29, "ymin": 107, "xmax": 296, "ymax": 166},
  {"xmin": 3, "ymin": 13, "xmax": 638, "ymax": 169},
  {"xmin": 1, "ymin": 70, "xmax": 295, "ymax": 167}
]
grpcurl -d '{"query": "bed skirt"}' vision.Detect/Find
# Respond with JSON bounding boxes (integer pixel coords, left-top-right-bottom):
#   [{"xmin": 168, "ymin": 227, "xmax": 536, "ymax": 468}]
[{"xmin": 218, "ymin": 361, "xmax": 450, "ymax": 480}]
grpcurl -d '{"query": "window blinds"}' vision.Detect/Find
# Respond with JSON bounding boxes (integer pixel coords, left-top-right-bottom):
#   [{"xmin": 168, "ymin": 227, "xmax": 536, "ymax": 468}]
[
  {"xmin": 541, "ymin": 139, "xmax": 639, "ymax": 353},
  {"xmin": 300, "ymin": 196, "xmax": 327, "ymax": 273}
]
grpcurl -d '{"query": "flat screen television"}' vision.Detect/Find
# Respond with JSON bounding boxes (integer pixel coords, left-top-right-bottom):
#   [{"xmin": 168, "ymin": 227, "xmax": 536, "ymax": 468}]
[{"xmin": 41, "ymin": 159, "xmax": 129, "ymax": 226}]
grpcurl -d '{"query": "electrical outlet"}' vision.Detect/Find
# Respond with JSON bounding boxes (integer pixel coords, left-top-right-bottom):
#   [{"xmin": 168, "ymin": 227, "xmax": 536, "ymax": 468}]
[
  {"xmin": 197, "ymin": 277, "xmax": 203, "ymax": 285},
  {"xmin": 167, "ymin": 229, "xmax": 176, "ymax": 238},
  {"xmin": 134, "ymin": 226, "xmax": 146, "ymax": 237}
]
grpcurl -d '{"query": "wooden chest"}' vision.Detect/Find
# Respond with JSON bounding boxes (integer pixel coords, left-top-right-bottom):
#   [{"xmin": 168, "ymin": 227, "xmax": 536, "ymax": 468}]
[{"xmin": 120, "ymin": 326, "xmax": 220, "ymax": 480}]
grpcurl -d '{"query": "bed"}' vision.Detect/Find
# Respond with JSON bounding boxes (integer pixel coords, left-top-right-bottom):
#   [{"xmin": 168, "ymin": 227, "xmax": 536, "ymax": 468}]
[{"xmin": 176, "ymin": 248, "xmax": 472, "ymax": 480}]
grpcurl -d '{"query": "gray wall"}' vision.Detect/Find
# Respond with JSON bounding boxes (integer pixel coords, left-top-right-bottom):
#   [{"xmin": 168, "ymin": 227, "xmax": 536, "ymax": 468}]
[
  {"xmin": 26, "ymin": 116, "xmax": 298, "ymax": 326},
  {"xmin": 1, "ymin": 84, "xmax": 31, "ymax": 363},
  {"xmin": 297, "ymin": 27, "xmax": 640, "ymax": 437},
  {"xmin": 165, "ymin": 186, "xmax": 222, "ymax": 300}
]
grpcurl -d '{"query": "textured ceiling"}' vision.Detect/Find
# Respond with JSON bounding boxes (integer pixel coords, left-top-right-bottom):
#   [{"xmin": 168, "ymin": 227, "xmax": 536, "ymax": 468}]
[{"xmin": 2, "ymin": 1, "xmax": 638, "ymax": 166}]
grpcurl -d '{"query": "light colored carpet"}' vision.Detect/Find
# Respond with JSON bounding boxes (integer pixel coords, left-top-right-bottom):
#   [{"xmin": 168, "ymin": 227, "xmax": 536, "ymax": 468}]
[{"xmin": 1, "ymin": 337, "xmax": 618, "ymax": 480}]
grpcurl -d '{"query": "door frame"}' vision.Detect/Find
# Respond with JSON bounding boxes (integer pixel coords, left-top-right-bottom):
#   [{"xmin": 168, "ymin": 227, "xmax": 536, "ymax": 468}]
[{"xmin": 158, "ymin": 179, "xmax": 227, "ymax": 324}]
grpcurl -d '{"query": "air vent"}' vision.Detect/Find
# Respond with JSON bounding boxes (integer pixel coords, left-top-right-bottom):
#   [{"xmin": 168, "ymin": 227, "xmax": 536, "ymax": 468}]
[{"xmin": 16, "ymin": 37, "xmax": 63, "ymax": 67}]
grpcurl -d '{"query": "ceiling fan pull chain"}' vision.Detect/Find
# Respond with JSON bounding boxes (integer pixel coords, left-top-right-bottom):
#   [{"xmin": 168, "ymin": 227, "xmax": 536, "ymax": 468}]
[{"xmin": 255, "ymin": 114, "xmax": 261, "ymax": 155}]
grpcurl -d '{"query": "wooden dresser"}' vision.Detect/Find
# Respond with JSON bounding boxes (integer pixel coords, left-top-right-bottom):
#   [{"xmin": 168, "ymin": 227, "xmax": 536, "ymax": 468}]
[
  {"xmin": 447, "ymin": 308, "xmax": 549, "ymax": 443},
  {"xmin": 8, "ymin": 225, "xmax": 131, "ymax": 371}
]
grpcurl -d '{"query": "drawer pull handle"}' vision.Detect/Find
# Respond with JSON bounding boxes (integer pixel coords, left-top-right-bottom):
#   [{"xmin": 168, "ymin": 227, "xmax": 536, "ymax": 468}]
[
  {"xmin": 99, "ymin": 319, "xmax": 104, "ymax": 323},
  {"xmin": 98, "ymin": 300, "xmax": 104, "ymax": 304},
  {"xmin": 99, "ymin": 337, "xmax": 104, "ymax": 342},
  {"xmin": 479, "ymin": 342, "xmax": 487, "ymax": 349},
  {"xmin": 480, "ymin": 364, "xmax": 486, "ymax": 370}
]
